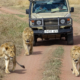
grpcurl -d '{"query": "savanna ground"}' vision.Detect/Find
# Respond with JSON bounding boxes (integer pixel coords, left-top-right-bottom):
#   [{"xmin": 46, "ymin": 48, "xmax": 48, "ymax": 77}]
[{"xmin": 0, "ymin": 0, "xmax": 80, "ymax": 80}]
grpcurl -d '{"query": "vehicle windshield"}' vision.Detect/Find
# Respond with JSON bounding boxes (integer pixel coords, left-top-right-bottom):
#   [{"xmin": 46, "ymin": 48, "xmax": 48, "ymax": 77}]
[{"xmin": 32, "ymin": 0, "xmax": 68, "ymax": 13}]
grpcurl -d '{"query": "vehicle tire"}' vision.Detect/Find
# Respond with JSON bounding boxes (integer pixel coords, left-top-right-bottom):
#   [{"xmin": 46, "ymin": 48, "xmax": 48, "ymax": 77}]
[
  {"xmin": 65, "ymin": 35, "xmax": 67, "ymax": 41},
  {"xmin": 33, "ymin": 35, "xmax": 37, "ymax": 46},
  {"xmin": 67, "ymin": 32, "xmax": 73, "ymax": 45}
]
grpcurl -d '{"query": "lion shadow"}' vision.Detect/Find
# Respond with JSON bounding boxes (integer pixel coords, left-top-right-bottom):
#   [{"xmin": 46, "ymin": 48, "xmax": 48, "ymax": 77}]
[
  {"xmin": 32, "ymin": 51, "xmax": 42, "ymax": 55},
  {"xmin": 11, "ymin": 69, "xmax": 26, "ymax": 74}
]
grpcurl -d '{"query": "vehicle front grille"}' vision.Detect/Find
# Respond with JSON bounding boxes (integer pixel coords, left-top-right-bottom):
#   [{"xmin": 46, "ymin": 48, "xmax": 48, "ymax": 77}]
[
  {"xmin": 44, "ymin": 26, "xmax": 58, "ymax": 30},
  {"xmin": 44, "ymin": 18, "xmax": 58, "ymax": 30},
  {"xmin": 44, "ymin": 18, "xmax": 58, "ymax": 26}
]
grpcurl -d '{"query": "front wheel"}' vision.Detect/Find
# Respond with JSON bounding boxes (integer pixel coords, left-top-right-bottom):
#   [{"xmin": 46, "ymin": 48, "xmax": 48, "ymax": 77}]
[{"xmin": 67, "ymin": 32, "xmax": 74, "ymax": 45}]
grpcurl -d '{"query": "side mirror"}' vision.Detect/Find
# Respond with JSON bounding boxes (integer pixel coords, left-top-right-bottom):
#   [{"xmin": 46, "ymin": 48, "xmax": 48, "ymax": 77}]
[
  {"xmin": 70, "ymin": 7, "xmax": 74, "ymax": 12},
  {"xmin": 26, "ymin": 9, "xmax": 29, "ymax": 14}
]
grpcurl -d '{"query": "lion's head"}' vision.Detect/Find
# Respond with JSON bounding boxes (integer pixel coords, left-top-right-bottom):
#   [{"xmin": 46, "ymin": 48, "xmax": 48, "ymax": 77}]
[
  {"xmin": 2, "ymin": 44, "xmax": 15, "ymax": 58},
  {"xmin": 71, "ymin": 46, "xmax": 80, "ymax": 63},
  {"xmin": 23, "ymin": 29, "xmax": 33, "ymax": 44}
]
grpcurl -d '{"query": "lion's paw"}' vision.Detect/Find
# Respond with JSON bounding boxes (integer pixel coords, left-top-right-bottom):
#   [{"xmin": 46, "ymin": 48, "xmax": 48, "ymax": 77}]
[
  {"xmin": 5, "ymin": 70, "xmax": 10, "ymax": 74},
  {"xmin": 24, "ymin": 52, "xmax": 29, "ymax": 56},
  {"xmin": 72, "ymin": 70, "xmax": 75, "ymax": 74},
  {"xmin": 75, "ymin": 71, "xmax": 79, "ymax": 77}
]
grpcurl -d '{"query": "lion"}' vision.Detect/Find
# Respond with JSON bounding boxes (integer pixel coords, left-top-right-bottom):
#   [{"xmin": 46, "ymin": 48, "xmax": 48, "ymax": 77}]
[
  {"xmin": 22, "ymin": 27, "xmax": 34, "ymax": 56},
  {"xmin": 0, "ymin": 42, "xmax": 16, "ymax": 73},
  {"xmin": 70, "ymin": 46, "xmax": 80, "ymax": 76}
]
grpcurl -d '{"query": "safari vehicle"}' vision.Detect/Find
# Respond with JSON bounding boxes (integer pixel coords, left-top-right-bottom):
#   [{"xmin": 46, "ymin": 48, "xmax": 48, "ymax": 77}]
[{"xmin": 26, "ymin": 0, "xmax": 74, "ymax": 46}]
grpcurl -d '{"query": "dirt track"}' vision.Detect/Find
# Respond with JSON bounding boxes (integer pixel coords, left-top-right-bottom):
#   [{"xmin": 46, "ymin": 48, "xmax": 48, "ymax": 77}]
[
  {"xmin": 0, "ymin": 7, "xmax": 26, "ymax": 15},
  {"xmin": 1, "ymin": 7, "xmax": 80, "ymax": 80}
]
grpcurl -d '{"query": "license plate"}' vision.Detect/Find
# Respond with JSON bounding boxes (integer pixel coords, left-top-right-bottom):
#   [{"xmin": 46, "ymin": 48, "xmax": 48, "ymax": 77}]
[{"xmin": 44, "ymin": 30, "xmax": 58, "ymax": 33}]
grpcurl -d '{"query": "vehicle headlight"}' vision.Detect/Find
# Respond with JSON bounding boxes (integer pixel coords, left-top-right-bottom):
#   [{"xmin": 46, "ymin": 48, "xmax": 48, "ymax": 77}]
[
  {"xmin": 36, "ymin": 20, "xmax": 42, "ymax": 25},
  {"xmin": 60, "ymin": 19, "xmax": 66, "ymax": 24},
  {"xmin": 30, "ymin": 19, "xmax": 42, "ymax": 26}
]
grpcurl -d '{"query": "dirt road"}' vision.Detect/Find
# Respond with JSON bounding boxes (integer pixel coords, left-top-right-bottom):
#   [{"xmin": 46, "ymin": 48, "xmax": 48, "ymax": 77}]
[{"xmin": 0, "ymin": 7, "xmax": 26, "ymax": 15}]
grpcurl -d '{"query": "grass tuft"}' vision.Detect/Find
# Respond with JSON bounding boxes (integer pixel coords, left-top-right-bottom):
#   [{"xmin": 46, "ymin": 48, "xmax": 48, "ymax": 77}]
[{"xmin": 42, "ymin": 47, "xmax": 64, "ymax": 80}]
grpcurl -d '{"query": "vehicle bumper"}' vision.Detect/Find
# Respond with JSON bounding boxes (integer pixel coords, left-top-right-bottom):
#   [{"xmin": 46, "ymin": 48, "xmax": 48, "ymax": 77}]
[
  {"xmin": 29, "ymin": 17, "xmax": 73, "ymax": 35},
  {"xmin": 33, "ymin": 27, "xmax": 73, "ymax": 34}
]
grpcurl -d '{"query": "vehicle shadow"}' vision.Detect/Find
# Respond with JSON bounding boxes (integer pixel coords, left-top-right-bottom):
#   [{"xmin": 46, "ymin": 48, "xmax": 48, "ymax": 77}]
[
  {"xmin": 74, "ymin": 35, "xmax": 80, "ymax": 45},
  {"xmin": 36, "ymin": 38, "xmax": 67, "ymax": 46},
  {"xmin": 35, "ymin": 35, "xmax": 80, "ymax": 46}
]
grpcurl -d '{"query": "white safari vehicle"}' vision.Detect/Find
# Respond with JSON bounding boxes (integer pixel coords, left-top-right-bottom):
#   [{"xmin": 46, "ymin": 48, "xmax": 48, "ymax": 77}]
[{"xmin": 26, "ymin": 0, "xmax": 74, "ymax": 46}]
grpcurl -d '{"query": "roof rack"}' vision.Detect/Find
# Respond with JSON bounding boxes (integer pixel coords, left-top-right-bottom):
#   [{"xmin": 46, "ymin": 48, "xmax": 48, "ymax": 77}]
[
  {"xmin": 29, "ymin": 0, "xmax": 48, "ymax": 2},
  {"xmin": 29, "ymin": 0, "xmax": 39, "ymax": 1},
  {"xmin": 29, "ymin": 0, "xmax": 65, "ymax": 1}
]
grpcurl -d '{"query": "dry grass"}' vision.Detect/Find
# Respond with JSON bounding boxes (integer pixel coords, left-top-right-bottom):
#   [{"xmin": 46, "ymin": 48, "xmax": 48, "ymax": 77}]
[
  {"xmin": 0, "ymin": 14, "xmax": 28, "ymax": 79},
  {"xmin": 42, "ymin": 47, "xmax": 64, "ymax": 80},
  {"xmin": 16, "ymin": 0, "xmax": 29, "ymax": 6},
  {"xmin": 0, "ymin": 0, "xmax": 29, "ymax": 7},
  {"xmin": 69, "ymin": 0, "xmax": 80, "ymax": 4}
]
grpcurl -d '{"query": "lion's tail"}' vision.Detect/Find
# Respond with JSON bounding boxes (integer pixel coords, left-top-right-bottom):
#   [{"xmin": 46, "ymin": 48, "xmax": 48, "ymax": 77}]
[{"xmin": 16, "ymin": 61, "xmax": 25, "ymax": 68}]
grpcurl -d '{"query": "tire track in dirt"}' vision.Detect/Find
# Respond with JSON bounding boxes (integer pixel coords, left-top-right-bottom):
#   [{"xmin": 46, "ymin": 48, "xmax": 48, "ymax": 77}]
[
  {"xmin": 0, "ymin": 7, "xmax": 29, "ymax": 22},
  {"xmin": 0, "ymin": 7, "xmax": 26, "ymax": 15}
]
